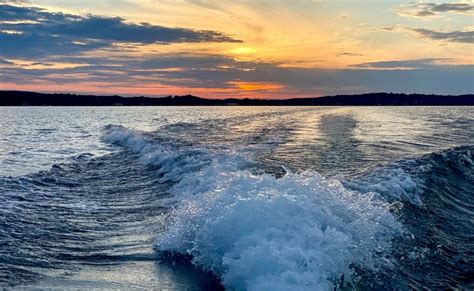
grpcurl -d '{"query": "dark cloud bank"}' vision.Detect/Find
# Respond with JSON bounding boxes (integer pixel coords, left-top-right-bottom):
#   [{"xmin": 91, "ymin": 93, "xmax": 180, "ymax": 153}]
[
  {"xmin": 0, "ymin": 4, "xmax": 240, "ymax": 57},
  {"xmin": 407, "ymin": 28, "xmax": 474, "ymax": 44},
  {"xmin": 399, "ymin": 2, "xmax": 473, "ymax": 17}
]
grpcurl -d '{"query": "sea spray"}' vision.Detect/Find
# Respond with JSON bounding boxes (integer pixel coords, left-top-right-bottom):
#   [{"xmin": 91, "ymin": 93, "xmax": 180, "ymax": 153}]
[
  {"xmin": 103, "ymin": 124, "xmax": 404, "ymax": 290},
  {"xmin": 156, "ymin": 167, "xmax": 403, "ymax": 290}
]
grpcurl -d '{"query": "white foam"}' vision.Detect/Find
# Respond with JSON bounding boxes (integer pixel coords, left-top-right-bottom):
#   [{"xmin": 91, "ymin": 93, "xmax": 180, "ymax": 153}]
[
  {"xmin": 157, "ymin": 164, "xmax": 402, "ymax": 290},
  {"xmin": 103, "ymin": 125, "xmax": 404, "ymax": 290}
]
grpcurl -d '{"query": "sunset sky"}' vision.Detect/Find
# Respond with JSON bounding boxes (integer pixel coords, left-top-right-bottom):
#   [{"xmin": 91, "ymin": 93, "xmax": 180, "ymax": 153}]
[{"xmin": 0, "ymin": 0, "xmax": 473, "ymax": 98}]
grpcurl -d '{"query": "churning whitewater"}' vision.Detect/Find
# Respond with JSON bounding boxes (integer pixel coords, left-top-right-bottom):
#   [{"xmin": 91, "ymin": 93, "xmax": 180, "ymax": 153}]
[
  {"xmin": 104, "ymin": 124, "xmax": 403, "ymax": 290},
  {"xmin": 1, "ymin": 107, "xmax": 473, "ymax": 290}
]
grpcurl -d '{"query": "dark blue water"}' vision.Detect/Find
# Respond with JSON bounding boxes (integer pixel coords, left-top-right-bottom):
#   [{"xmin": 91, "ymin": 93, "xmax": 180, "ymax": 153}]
[{"xmin": 0, "ymin": 107, "xmax": 473, "ymax": 290}]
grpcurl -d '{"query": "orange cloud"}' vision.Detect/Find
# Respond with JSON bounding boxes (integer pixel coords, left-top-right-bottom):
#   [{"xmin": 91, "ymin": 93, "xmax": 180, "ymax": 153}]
[{"xmin": 227, "ymin": 81, "xmax": 285, "ymax": 92}]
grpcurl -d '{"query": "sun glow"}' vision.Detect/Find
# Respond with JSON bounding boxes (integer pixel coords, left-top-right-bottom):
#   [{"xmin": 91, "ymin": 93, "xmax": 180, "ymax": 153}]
[
  {"xmin": 230, "ymin": 47, "xmax": 257, "ymax": 55},
  {"xmin": 228, "ymin": 81, "xmax": 285, "ymax": 92}
]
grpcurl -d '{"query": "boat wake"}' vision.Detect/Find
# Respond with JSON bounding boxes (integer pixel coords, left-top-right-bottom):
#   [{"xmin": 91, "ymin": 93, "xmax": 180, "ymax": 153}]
[
  {"xmin": 1, "ymin": 122, "xmax": 471, "ymax": 290},
  {"xmin": 105, "ymin": 125, "xmax": 472, "ymax": 290}
]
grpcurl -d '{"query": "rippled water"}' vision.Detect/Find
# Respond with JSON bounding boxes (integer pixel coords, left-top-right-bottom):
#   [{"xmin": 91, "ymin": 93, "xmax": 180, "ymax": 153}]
[{"xmin": 0, "ymin": 106, "xmax": 473, "ymax": 290}]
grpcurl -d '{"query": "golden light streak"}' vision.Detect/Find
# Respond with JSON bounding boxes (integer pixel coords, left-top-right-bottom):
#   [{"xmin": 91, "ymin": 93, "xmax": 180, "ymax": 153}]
[{"xmin": 228, "ymin": 81, "xmax": 285, "ymax": 92}]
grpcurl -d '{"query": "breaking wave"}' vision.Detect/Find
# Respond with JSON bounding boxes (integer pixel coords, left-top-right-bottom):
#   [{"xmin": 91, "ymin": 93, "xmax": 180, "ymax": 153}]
[
  {"xmin": 104, "ymin": 125, "xmax": 474, "ymax": 290},
  {"xmin": 104, "ymin": 125, "xmax": 406, "ymax": 290}
]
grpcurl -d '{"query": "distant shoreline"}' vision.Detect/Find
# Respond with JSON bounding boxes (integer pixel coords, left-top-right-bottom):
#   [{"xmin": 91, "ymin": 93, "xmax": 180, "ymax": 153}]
[{"xmin": 1, "ymin": 91, "xmax": 473, "ymax": 106}]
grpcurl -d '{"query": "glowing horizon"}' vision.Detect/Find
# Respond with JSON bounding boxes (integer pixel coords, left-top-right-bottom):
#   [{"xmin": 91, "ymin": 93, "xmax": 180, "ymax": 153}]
[{"xmin": 0, "ymin": 0, "xmax": 473, "ymax": 98}]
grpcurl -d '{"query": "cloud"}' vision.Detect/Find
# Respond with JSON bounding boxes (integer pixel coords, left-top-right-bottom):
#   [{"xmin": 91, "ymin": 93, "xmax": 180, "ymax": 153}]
[
  {"xmin": 398, "ymin": 2, "xmax": 473, "ymax": 18},
  {"xmin": 39, "ymin": 15, "xmax": 239, "ymax": 44},
  {"xmin": 338, "ymin": 52, "xmax": 364, "ymax": 57},
  {"xmin": 378, "ymin": 25, "xmax": 474, "ymax": 44},
  {"xmin": 407, "ymin": 27, "xmax": 474, "ymax": 44},
  {"xmin": 430, "ymin": 3, "xmax": 473, "ymax": 13},
  {"xmin": 0, "ymin": 0, "xmax": 28, "ymax": 4},
  {"xmin": 0, "ymin": 4, "xmax": 240, "ymax": 57},
  {"xmin": 1, "ymin": 54, "xmax": 473, "ymax": 97},
  {"xmin": 354, "ymin": 58, "xmax": 451, "ymax": 69},
  {"xmin": 0, "ymin": 32, "xmax": 108, "ymax": 58}
]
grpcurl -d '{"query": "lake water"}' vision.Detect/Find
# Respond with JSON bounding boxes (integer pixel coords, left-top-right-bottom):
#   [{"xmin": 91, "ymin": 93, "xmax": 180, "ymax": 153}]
[{"xmin": 1, "ymin": 106, "xmax": 473, "ymax": 290}]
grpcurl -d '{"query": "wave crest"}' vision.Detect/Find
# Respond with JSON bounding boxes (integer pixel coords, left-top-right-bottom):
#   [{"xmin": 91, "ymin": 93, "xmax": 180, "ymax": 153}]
[
  {"xmin": 103, "ymin": 125, "xmax": 412, "ymax": 290},
  {"xmin": 156, "ymin": 163, "xmax": 402, "ymax": 290}
]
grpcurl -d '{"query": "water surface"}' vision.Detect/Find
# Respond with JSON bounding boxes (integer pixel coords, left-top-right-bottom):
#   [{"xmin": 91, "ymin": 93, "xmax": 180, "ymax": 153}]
[{"xmin": 0, "ymin": 106, "xmax": 473, "ymax": 290}]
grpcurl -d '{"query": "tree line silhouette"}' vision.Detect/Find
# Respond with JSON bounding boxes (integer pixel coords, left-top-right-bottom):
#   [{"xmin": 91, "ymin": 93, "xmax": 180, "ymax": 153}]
[{"xmin": 1, "ymin": 91, "xmax": 472, "ymax": 106}]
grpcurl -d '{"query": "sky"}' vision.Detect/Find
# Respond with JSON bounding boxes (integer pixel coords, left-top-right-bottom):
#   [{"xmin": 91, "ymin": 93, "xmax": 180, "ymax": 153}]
[{"xmin": 0, "ymin": 0, "xmax": 473, "ymax": 98}]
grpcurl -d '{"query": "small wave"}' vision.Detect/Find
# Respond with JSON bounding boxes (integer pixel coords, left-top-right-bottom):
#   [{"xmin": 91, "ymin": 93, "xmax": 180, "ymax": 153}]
[
  {"xmin": 102, "ymin": 124, "xmax": 248, "ymax": 184},
  {"xmin": 36, "ymin": 128, "xmax": 57, "ymax": 134},
  {"xmin": 346, "ymin": 145, "xmax": 473, "ymax": 208},
  {"xmin": 345, "ymin": 166, "xmax": 424, "ymax": 206},
  {"xmin": 103, "ymin": 125, "xmax": 151, "ymax": 153}
]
